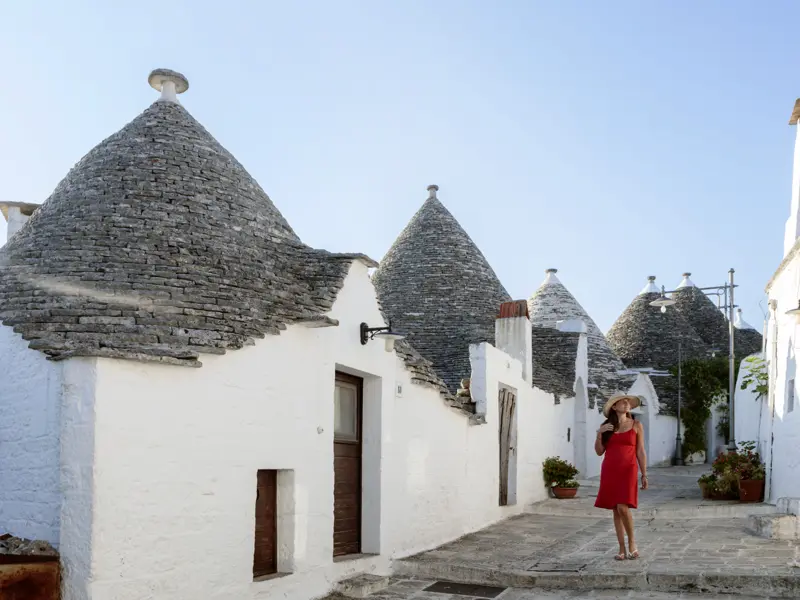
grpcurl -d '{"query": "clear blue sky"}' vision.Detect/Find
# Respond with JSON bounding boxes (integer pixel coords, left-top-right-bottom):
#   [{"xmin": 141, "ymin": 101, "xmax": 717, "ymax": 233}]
[{"xmin": 0, "ymin": 1, "xmax": 795, "ymax": 333}]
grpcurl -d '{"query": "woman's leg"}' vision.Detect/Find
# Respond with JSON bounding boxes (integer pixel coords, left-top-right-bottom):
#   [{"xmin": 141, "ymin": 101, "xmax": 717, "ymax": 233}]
[
  {"xmin": 616, "ymin": 504, "xmax": 637, "ymax": 555},
  {"xmin": 612, "ymin": 507, "xmax": 626, "ymax": 556}
]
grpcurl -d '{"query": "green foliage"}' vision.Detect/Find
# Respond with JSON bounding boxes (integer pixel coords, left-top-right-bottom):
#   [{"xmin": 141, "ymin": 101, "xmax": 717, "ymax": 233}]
[
  {"xmin": 542, "ymin": 456, "xmax": 579, "ymax": 488},
  {"xmin": 740, "ymin": 356, "xmax": 769, "ymax": 400},
  {"xmin": 670, "ymin": 357, "xmax": 731, "ymax": 456}
]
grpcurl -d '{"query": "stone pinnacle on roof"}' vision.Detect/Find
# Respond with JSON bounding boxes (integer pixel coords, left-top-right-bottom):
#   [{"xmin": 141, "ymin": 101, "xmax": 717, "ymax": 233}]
[
  {"xmin": 373, "ymin": 184, "xmax": 511, "ymax": 393},
  {"xmin": 0, "ymin": 68, "xmax": 369, "ymax": 366},
  {"xmin": 735, "ymin": 308, "xmax": 755, "ymax": 331},
  {"xmin": 641, "ymin": 276, "xmax": 660, "ymax": 295},
  {"xmin": 148, "ymin": 68, "xmax": 190, "ymax": 103},
  {"xmin": 676, "ymin": 272, "xmax": 695, "ymax": 289},
  {"xmin": 528, "ymin": 268, "xmax": 627, "ymax": 403},
  {"xmin": 607, "ymin": 276, "xmax": 709, "ymax": 375}
]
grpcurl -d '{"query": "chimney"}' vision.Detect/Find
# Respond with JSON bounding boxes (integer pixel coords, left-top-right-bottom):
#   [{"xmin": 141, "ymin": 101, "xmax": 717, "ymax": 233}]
[
  {"xmin": 496, "ymin": 300, "xmax": 532, "ymax": 383},
  {"xmin": 785, "ymin": 98, "xmax": 800, "ymax": 256},
  {"xmin": 0, "ymin": 202, "xmax": 39, "ymax": 243}
]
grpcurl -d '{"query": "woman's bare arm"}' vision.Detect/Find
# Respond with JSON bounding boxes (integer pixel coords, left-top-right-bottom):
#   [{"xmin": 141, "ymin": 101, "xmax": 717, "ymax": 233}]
[{"xmin": 635, "ymin": 421, "xmax": 648, "ymax": 485}]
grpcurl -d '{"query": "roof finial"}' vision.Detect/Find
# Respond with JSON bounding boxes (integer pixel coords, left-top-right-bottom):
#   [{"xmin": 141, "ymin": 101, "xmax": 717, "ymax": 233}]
[
  {"xmin": 546, "ymin": 268, "xmax": 558, "ymax": 274},
  {"xmin": 640, "ymin": 276, "xmax": 660, "ymax": 295},
  {"xmin": 677, "ymin": 272, "xmax": 696, "ymax": 289},
  {"xmin": 543, "ymin": 268, "xmax": 561, "ymax": 285},
  {"xmin": 148, "ymin": 68, "xmax": 190, "ymax": 103},
  {"xmin": 427, "ymin": 184, "xmax": 439, "ymax": 200}
]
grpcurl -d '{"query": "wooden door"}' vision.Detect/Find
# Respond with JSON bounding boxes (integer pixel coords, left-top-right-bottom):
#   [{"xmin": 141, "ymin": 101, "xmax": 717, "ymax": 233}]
[
  {"xmin": 333, "ymin": 372, "xmax": 363, "ymax": 557},
  {"xmin": 253, "ymin": 469, "xmax": 277, "ymax": 578},
  {"xmin": 498, "ymin": 388, "xmax": 516, "ymax": 506}
]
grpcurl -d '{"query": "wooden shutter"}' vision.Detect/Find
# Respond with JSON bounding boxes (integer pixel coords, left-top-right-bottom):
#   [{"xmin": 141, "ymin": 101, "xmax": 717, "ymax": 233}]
[{"xmin": 253, "ymin": 470, "xmax": 278, "ymax": 578}]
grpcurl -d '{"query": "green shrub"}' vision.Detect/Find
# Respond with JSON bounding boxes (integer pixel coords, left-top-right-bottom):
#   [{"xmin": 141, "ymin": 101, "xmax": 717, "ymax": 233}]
[{"xmin": 542, "ymin": 456, "xmax": 579, "ymax": 488}]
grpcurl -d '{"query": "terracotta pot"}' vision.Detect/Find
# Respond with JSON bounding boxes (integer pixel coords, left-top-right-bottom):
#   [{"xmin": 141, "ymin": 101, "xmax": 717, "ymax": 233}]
[
  {"xmin": 739, "ymin": 479, "xmax": 765, "ymax": 503},
  {"xmin": 552, "ymin": 487, "xmax": 578, "ymax": 499}
]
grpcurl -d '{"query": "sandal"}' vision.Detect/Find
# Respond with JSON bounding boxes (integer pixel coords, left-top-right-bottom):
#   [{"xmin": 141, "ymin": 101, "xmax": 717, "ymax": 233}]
[
  {"xmin": 614, "ymin": 552, "xmax": 627, "ymax": 561},
  {"xmin": 627, "ymin": 550, "xmax": 639, "ymax": 560}
]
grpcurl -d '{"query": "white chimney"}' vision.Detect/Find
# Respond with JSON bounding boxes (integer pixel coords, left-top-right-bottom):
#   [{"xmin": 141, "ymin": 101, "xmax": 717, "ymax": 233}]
[
  {"xmin": 785, "ymin": 99, "xmax": 800, "ymax": 256},
  {"xmin": 0, "ymin": 202, "xmax": 39, "ymax": 243},
  {"xmin": 495, "ymin": 300, "xmax": 532, "ymax": 383}
]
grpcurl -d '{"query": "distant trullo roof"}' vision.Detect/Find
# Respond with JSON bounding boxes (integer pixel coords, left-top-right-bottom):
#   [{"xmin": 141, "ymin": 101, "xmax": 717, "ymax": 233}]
[
  {"xmin": 607, "ymin": 276, "xmax": 709, "ymax": 370},
  {"xmin": 0, "ymin": 69, "xmax": 380, "ymax": 366},
  {"xmin": 372, "ymin": 185, "xmax": 511, "ymax": 393},
  {"xmin": 672, "ymin": 273, "xmax": 763, "ymax": 360},
  {"xmin": 528, "ymin": 269, "xmax": 627, "ymax": 402}
]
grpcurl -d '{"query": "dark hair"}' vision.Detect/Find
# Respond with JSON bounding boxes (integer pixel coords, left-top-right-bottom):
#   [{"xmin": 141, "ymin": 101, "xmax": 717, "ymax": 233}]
[{"xmin": 601, "ymin": 411, "xmax": 636, "ymax": 446}]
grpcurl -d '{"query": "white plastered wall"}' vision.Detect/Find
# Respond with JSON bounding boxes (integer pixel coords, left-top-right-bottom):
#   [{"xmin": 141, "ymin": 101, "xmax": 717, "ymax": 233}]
[
  {"xmin": 0, "ymin": 326, "xmax": 63, "ymax": 545},
  {"xmin": 764, "ymin": 258, "xmax": 800, "ymax": 503},
  {"xmin": 627, "ymin": 373, "xmax": 679, "ymax": 467},
  {"xmin": 52, "ymin": 261, "xmax": 575, "ymax": 600}
]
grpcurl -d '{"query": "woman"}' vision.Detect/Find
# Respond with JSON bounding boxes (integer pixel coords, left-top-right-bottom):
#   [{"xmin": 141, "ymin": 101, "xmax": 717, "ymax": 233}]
[{"xmin": 594, "ymin": 393, "xmax": 648, "ymax": 561}]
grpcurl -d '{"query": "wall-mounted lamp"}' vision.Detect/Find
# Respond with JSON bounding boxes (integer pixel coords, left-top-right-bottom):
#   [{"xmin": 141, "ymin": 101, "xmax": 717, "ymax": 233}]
[
  {"xmin": 649, "ymin": 285, "xmax": 677, "ymax": 313},
  {"xmin": 786, "ymin": 301, "xmax": 800, "ymax": 324},
  {"xmin": 360, "ymin": 322, "xmax": 405, "ymax": 352}
]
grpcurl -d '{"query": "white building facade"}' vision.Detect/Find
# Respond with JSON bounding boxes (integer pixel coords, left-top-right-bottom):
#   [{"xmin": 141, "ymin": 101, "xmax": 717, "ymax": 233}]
[{"xmin": 0, "ymin": 68, "xmax": 608, "ymax": 600}]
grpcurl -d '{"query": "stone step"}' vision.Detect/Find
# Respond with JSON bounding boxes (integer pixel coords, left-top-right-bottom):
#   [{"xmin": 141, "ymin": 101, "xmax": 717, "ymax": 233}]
[
  {"xmin": 528, "ymin": 499, "xmax": 778, "ymax": 519},
  {"xmin": 334, "ymin": 573, "xmax": 390, "ymax": 598},
  {"xmin": 747, "ymin": 514, "xmax": 800, "ymax": 540},
  {"xmin": 393, "ymin": 557, "xmax": 800, "ymax": 598}
]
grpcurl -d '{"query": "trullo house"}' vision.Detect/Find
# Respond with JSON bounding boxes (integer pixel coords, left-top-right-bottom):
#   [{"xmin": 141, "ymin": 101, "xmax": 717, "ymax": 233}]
[{"xmin": 0, "ymin": 69, "xmax": 595, "ymax": 600}]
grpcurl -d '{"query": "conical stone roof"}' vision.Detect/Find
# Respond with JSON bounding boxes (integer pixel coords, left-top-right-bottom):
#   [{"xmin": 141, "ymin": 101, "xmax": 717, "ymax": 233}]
[
  {"xmin": 372, "ymin": 185, "xmax": 511, "ymax": 393},
  {"xmin": 528, "ymin": 269, "xmax": 627, "ymax": 402},
  {"xmin": 607, "ymin": 277, "xmax": 709, "ymax": 370},
  {"xmin": 672, "ymin": 274, "xmax": 730, "ymax": 352},
  {"xmin": 0, "ymin": 69, "xmax": 368, "ymax": 365},
  {"xmin": 673, "ymin": 274, "xmax": 763, "ymax": 360}
]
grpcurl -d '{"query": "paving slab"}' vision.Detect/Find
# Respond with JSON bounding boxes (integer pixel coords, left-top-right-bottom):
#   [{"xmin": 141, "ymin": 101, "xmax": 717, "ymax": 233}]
[
  {"xmin": 322, "ymin": 577, "xmax": 784, "ymax": 599},
  {"xmin": 394, "ymin": 466, "xmax": 799, "ymax": 598}
]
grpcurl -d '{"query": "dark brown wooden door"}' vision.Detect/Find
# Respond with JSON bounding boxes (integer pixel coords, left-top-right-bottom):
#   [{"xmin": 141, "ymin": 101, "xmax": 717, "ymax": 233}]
[
  {"xmin": 333, "ymin": 372, "xmax": 363, "ymax": 557},
  {"xmin": 253, "ymin": 469, "xmax": 277, "ymax": 577},
  {"xmin": 498, "ymin": 388, "xmax": 516, "ymax": 506}
]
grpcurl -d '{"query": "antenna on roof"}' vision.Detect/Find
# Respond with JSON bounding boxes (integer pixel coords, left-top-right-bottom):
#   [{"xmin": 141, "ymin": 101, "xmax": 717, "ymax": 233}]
[{"xmin": 148, "ymin": 68, "xmax": 190, "ymax": 103}]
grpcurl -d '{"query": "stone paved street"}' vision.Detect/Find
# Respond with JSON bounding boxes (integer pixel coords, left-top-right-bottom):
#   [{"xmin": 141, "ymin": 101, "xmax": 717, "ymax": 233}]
[
  {"xmin": 388, "ymin": 466, "xmax": 800, "ymax": 598},
  {"xmin": 325, "ymin": 577, "xmax": 783, "ymax": 599}
]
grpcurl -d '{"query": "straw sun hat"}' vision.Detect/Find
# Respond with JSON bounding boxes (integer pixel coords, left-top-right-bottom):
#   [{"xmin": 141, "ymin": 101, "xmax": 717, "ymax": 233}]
[{"xmin": 602, "ymin": 393, "xmax": 642, "ymax": 418}]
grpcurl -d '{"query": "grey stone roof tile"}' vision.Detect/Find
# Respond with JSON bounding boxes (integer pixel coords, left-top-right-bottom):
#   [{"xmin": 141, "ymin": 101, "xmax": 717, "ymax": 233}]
[
  {"xmin": 0, "ymin": 95, "xmax": 357, "ymax": 364},
  {"xmin": 372, "ymin": 187, "xmax": 511, "ymax": 393},
  {"xmin": 528, "ymin": 269, "xmax": 626, "ymax": 402},
  {"xmin": 607, "ymin": 289, "xmax": 709, "ymax": 372},
  {"xmin": 530, "ymin": 326, "xmax": 579, "ymax": 402}
]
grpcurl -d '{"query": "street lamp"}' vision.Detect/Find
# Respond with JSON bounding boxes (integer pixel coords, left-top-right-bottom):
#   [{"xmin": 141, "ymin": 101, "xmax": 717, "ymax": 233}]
[{"xmin": 649, "ymin": 269, "xmax": 738, "ymax": 453}]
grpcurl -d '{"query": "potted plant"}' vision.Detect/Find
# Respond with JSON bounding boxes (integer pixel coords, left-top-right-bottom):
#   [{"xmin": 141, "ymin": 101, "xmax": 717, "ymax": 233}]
[
  {"xmin": 736, "ymin": 441, "xmax": 766, "ymax": 503},
  {"xmin": 697, "ymin": 473, "xmax": 717, "ymax": 499},
  {"xmin": 542, "ymin": 456, "xmax": 580, "ymax": 499}
]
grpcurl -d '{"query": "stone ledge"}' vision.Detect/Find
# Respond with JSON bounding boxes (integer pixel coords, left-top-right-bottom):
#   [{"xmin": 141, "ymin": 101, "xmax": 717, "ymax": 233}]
[
  {"xmin": 393, "ymin": 557, "xmax": 800, "ymax": 598},
  {"xmin": 334, "ymin": 573, "xmax": 389, "ymax": 598},
  {"xmin": 747, "ymin": 514, "xmax": 800, "ymax": 540}
]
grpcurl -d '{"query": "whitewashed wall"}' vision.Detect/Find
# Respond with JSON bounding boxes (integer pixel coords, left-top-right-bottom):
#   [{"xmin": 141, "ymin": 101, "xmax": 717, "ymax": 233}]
[
  {"xmin": 764, "ymin": 259, "xmax": 800, "ymax": 503},
  {"xmin": 734, "ymin": 354, "xmax": 768, "ymax": 456},
  {"xmin": 627, "ymin": 374, "xmax": 678, "ymax": 467},
  {"xmin": 48, "ymin": 261, "xmax": 581, "ymax": 600},
  {"xmin": 0, "ymin": 326, "xmax": 63, "ymax": 545}
]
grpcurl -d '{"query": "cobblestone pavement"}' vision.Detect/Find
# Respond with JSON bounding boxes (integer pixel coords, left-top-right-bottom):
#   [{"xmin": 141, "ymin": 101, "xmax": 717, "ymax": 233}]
[
  {"xmin": 392, "ymin": 466, "xmax": 800, "ymax": 597},
  {"xmin": 325, "ymin": 577, "xmax": 782, "ymax": 599}
]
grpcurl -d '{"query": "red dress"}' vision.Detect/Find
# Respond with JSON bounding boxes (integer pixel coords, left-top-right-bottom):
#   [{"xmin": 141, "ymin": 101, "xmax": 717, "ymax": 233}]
[{"xmin": 594, "ymin": 427, "xmax": 639, "ymax": 510}]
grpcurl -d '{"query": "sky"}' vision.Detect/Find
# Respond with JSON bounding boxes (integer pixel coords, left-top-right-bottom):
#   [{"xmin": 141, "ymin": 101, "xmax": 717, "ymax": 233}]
[{"xmin": 0, "ymin": 1, "xmax": 796, "ymax": 333}]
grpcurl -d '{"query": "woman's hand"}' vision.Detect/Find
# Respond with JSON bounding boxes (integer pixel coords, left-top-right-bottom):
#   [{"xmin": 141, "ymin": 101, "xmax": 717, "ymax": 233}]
[
  {"xmin": 641, "ymin": 474, "xmax": 649, "ymax": 490},
  {"xmin": 597, "ymin": 423, "xmax": 614, "ymax": 434}
]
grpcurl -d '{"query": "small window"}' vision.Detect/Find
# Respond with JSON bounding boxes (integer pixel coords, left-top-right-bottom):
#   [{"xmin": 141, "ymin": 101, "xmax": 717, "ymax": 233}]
[
  {"xmin": 567, "ymin": 427, "xmax": 571, "ymax": 442},
  {"xmin": 788, "ymin": 379, "xmax": 795, "ymax": 413},
  {"xmin": 334, "ymin": 382, "xmax": 359, "ymax": 441}
]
